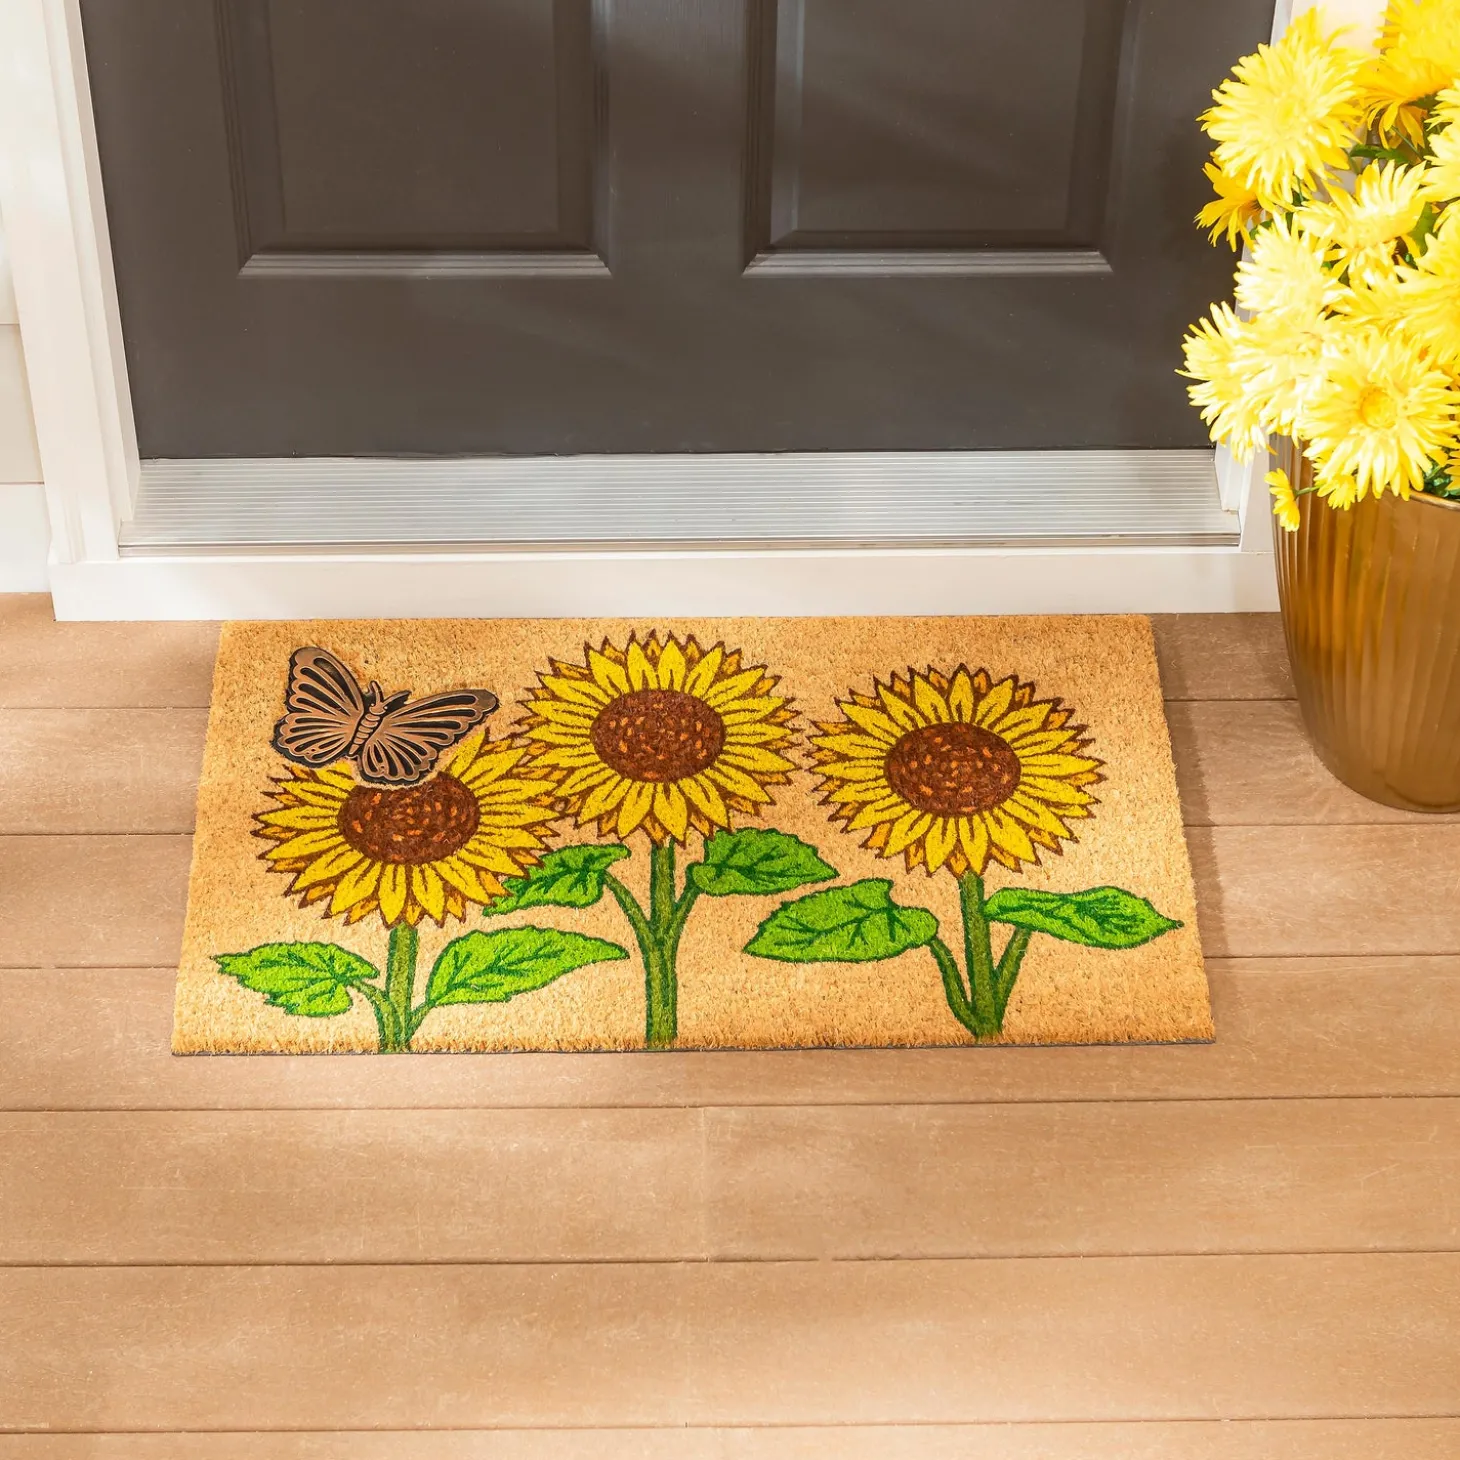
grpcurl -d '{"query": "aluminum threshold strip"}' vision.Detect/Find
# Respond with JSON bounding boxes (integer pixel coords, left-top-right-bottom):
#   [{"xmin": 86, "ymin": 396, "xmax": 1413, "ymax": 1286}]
[{"xmin": 121, "ymin": 451, "xmax": 1238, "ymax": 554}]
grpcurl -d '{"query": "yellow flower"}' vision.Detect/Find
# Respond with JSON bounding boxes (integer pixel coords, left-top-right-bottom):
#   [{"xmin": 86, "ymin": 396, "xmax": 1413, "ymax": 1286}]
[
  {"xmin": 1180, "ymin": 303, "xmax": 1271, "ymax": 458},
  {"xmin": 1362, "ymin": 0, "xmax": 1460, "ymax": 144},
  {"xmin": 1315, "ymin": 463, "xmax": 1364, "ymax": 508},
  {"xmin": 811, "ymin": 667, "xmax": 1103, "ymax": 878},
  {"xmin": 255, "ymin": 731, "xmax": 560, "ymax": 928},
  {"xmin": 1395, "ymin": 214, "xmax": 1460, "ymax": 366},
  {"xmin": 1300, "ymin": 328, "xmax": 1460, "ymax": 497},
  {"xmin": 1243, "ymin": 309, "xmax": 1337, "ymax": 435},
  {"xmin": 1297, "ymin": 162, "xmax": 1428, "ymax": 286},
  {"xmin": 1423, "ymin": 111, "xmax": 1460, "ymax": 203},
  {"xmin": 1196, "ymin": 163, "xmax": 1265, "ymax": 250},
  {"xmin": 1266, "ymin": 467, "xmax": 1303, "ymax": 530},
  {"xmin": 519, "ymin": 634, "xmax": 797, "ymax": 845},
  {"xmin": 1201, "ymin": 10, "xmax": 1364, "ymax": 205},
  {"xmin": 1235, "ymin": 216, "xmax": 1346, "ymax": 317}
]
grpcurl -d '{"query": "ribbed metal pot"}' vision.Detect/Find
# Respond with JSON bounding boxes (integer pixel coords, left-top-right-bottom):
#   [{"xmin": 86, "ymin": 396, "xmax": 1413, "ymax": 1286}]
[{"xmin": 1272, "ymin": 437, "xmax": 1460, "ymax": 813}]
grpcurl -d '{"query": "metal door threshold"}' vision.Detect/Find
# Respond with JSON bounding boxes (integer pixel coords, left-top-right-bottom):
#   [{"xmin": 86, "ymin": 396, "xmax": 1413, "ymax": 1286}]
[{"xmin": 119, "ymin": 451, "xmax": 1238, "ymax": 555}]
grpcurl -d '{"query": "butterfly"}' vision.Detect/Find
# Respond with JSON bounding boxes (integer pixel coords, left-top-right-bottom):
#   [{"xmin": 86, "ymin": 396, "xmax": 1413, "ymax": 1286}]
[{"xmin": 271, "ymin": 646, "xmax": 499, "ymax": 787}]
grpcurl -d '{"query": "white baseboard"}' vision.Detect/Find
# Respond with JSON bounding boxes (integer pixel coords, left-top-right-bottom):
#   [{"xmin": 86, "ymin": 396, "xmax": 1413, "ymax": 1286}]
[
  {"xmin": 0, "ymin": 481, "xmax": 50, "ymax": 590},
  {"xmin": 50, "ymin": 543, "xmax": 1280, "ymax": 620}
]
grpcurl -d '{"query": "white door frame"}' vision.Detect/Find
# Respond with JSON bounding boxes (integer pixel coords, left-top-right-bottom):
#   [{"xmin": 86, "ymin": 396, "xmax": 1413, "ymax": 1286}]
[{"xmin": 0, "ymin": 0, "xmax": 1348, "ymax": 619}]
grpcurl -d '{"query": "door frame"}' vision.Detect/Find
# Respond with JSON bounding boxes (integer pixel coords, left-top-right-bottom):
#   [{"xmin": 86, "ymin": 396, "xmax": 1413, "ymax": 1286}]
[{"xmin": 0, "ymin": 0, "xmax": 1329, "ymax": 619}]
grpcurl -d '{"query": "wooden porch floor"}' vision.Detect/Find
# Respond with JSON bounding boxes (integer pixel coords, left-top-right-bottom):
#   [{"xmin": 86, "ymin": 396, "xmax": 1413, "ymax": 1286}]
[{"xmin": 0, "ymin": 596, "xmax": 1457, "ymax": 1457}]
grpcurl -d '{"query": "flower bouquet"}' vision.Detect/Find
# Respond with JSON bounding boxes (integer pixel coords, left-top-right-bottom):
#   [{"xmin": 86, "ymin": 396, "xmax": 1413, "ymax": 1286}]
[{"xmin": 1183, "ymin": 1, "xmax": 1460, "ymax": 811}]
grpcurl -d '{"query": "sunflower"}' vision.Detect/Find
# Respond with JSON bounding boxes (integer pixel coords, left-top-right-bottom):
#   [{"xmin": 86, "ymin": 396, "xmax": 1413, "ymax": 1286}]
[
  {"xmin": 1196, "ymin": 163, "xmax": 1265, "ymax": 250},
  {"xmin": 1200, "ymin": 9, "xmax": 1364, "ymax": 206},
  {"xmin": 255, "ymin": 730, "xmax": 560, "ymax": 927},
  {"xmin": 1180, "ymin": 303, "xmax": 1272, "ymax": 458},
  {"xmin": 811, "ymin": 667, "xmax": 1103, "ymax": 879},
  {"xmin": 1296, "ymin": 162, "xmax": 1428, "ymax": 287},
  {"xmin": 1235, "ymin": 216, "xmax": 1346, "ymax": 318},
  {"xmin": 1300, "ymin": 328, "xmax": 1460, "ymax": 497},
  {"xmin": 518, "ymin": 634, "xmax": 797, "ymax": 845}
]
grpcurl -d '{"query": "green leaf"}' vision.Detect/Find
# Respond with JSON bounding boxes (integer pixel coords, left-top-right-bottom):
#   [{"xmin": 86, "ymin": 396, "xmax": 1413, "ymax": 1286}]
[
  {"xmin": 426, "ymin": 927, "xmax": 629, "ymax": 1008},
  {"xmin": 484, "ymin": 844, "xmax": 631, "ymax": 915},
  {"xmin": 687, "ymin": 828, "xmax": 838, "ymax": 897},
  {"xmin": 745, "ymin": 879, "xmax": 939, "ymax": 963},
  {"xmin": 214, "ymin": 942, "xmax": 378, "ymax": 1018},
  {"xmin": 982, "ymin": 886, "xmax": 1182, "ymax": 950}
]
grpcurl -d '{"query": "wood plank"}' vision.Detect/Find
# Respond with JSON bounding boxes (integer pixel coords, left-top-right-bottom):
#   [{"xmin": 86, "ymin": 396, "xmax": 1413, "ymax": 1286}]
[
  {"xmin": 0, "ymin": 596, "xmax": 218, "ymax": 709},
  {"xmin": 0, "ymin": 1109, "xmax": 704, "ymax": 1264},
  {"xmin": 2, "ymin": 1256, "xmax": 1455, "ymax": 1429},
  {"xmin": 1189, "ymin": 825, "xmax": 1460, "ymax": 957},
  {"xmin": 3, "ymin": 1420, "xmax": 1458, "ymax": 1459},
  {"xmin": 5, "ymin": 1099, "xmax": 1457, "ymax": 1264},
  {"xmin": 0, "ymin": 710, "xmax": 207, "ymax": 833},
  {"xmin": 1168, "ymin": 700, "xmax": 1460, "ymax": 826},
  {"xmin": 5, "ymin": 958, "xmax": 1458, "ymax": 1108},
  {"xmin": 0, "ymin": 836, "xmax": 191, "ymax": 967},
  {"xmin": 1151, "ymin": 613, "xmax": 1292, "ymax": 702}
]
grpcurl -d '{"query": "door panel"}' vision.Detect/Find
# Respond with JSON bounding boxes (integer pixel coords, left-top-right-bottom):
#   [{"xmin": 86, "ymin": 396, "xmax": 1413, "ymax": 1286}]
[{"xmin": 82, "ymin": 0, "xmax": 1273, "ymax": 457}]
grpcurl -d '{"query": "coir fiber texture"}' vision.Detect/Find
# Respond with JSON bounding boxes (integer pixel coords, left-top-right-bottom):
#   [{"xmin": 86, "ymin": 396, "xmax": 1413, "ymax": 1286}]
[{"xmin": 175, "ymin": 616, "xmax": 1211, "ymax": 1054}]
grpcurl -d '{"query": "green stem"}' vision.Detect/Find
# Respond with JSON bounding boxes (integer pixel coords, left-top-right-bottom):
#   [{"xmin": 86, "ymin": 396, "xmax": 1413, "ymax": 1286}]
[
  {"xmin": 959, "ymin": 871, "xmax": 1001, "ymax": 1038},
  {"xmin": 928, "ymin": 937, "xmax": 978, "ymax": 1036},
  {"xmin": 381, "ymin": 923, "xmax": 418, "ymax": 1054},
  {"xmin": 644, "ymin": 841, "xmax": 679, "ymax": 1049},
  {"xmin": 353, "ymin": 979, "xmax": 398, "ymax": 1052},
  {"xmin": 994, "ymin": 927, "xmax": 1034, "ymax": 1021}
]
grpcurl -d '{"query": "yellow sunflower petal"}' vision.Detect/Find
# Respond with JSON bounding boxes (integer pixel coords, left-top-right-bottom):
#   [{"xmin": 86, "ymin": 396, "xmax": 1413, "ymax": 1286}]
[
  {"xmin": 840, "ymin": 701, "xmax": 903, "ymax": 744},
  {"xmin": 291, "ymin": 843, "xmax": 363, "ymax": 891},
  {"xmin": 581, "ymin": 775, "xmax": 632, "ymax": 822},
  {"xmin": 587, "ymin": 647, "xmax": 632, "ymax": 696},
  {"xmin": 436, "ymin": 854, "xmax": 501, "ymax": 904},
  {"xmin": 626, "ymin": 639, "xmax": 657, "ymax": 691},
  {"xmin": 885, "ymin": 808, "xmax": 934, "ymax": 857},
  {"xmin": 528, "ymin": 700, "xmax": 600, "ymax": 730},
  {"xmin": 257, "ymin": 804, "xmax": 339, "ymax": 832},
  {"xmin": 973, "ymin": 677, "xmax": 1016, "ymax": 727},
  {"xmin": 876, "ymin": 684, "xmax": 923, "ymax": 732},
  {"xmin": 652, "ymin": 783, "xmax": 690, "ymax": 841},
  {"xmin": 990, "ymin": 704, "xmax": 1055, "ymax": 742},
  {"xmin": 657, "ymin": 638, "xmax": 687, "ymax": 690},
  {"xmin": 411, "ymin": 864, "xmax": 447, "ymax": 923},
  {"xmin": 1018, "ymin": 752, "xmax": 1103, "ymax": 776},
  {"xmin": 912, "ymin": 675, "xmax": 952, "ymax": 725},
  {"xmin": 279, "ymin": 780, "xmax": 350, "ymax": 809},
  {"xmin": 328, "ymin": 857, "xmax": 382, "ymax": 917},
  {"xmin": 958, "ymin": 816, "xmax": 992, "ymax": 875},
  {"xmin": 264, "ymin": 828, "xmax": 350, "ymax": 862},
  {"xmin": 947, "ymin": 668, "xmax": 977, "ymax": 722},
  {"xmin": 556, "ymin": 764, "xmax": 616, "ymax": 798},
  {"xmin": 617, "ymin": 780, "xmax": 655, "ymax": 837},
  {"xmin": 703, "ymin": 668, "xmax": 768, "ymax": 709},
  {"xmin": 378, "ymin": 864, "xmax": 409, "ymax": 924},
  {"xmin": 444, "ymin": 728, "xmax": 489, "ymax": 778},
  {"xmin": 683, "ymin": 644, "xmax": 725, "ymax": 696},
  {"xmin": 924, "ymin": 816, "xmax": 959, "ymax": 872},
  {"xmin": 811, "ymin": 732, "xmax": 889, "ymax": 759},
  {"xmin": 847, "ymin": 794, "xmax": 909, "ymax": 831},
  {"xmin": 720, "ymin": 745, "xmax": 797, "ymax": 776},
  {"xmin": 986, "ymin": 808, "xmax": 1037, "ymax": 866},
  {"xmin": 706, "ymin": 762, "xmax": 775, "ymax": 803},
  {"xmin": 537, "ymin": 673, "xmax": 613, "ymax": 710},
  {"xmin": 1004, "ymin": 791, "xmax": 1074, "ymax": 841},
  {"xmin": 1019, "ymin": 774, "xmax": 1098, "ymax": 807},
  {"xmin": 681, "ymin": 773, "xmax": 729, "ymax": 828}
]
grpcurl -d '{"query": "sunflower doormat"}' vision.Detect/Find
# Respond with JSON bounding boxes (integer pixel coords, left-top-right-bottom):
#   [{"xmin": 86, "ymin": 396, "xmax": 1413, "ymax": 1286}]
[{"xmin": 175, "ymin": 617, "xmax": 1211, "ymax": 1054}]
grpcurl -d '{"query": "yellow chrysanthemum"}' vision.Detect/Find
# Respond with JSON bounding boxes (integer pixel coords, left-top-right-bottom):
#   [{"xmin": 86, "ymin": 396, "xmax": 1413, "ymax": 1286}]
[
  {"xmin": 1266, "ymin": 467, "xmax": 1303, "ymax": 530},
  {"xmin": 518, "ymin": 634, "xmax": 797, "ymax": 845},
  {"xmin": 1362, "ymin": 0, "xmax": 1460, "ymax": 145},
  {"xmin": 1235, "ymin": 216, "xmax": 1346, "ymax": 317},
  {"xmin": 1300, "ymin": 328, "xmax": 1460, "ymax": 496},
  {"xmin": 254, "ymin": 731, "xmax": 560, "ymax": 928},
  {"xmin": 1180, "ymin": 303, "xmax": 1271, "ymax": 458},
  {"xmin": 1201, "ymin": 10, "xmax": 1364, "ymax": 205},
  {"xmin": 1423, "ymin": 111, "xmax": 1460, "ymax": 203},
  {"xmin": 1297, "ymin": 162, "xmax": 1428, "ymax": 286},
  {"xmin": 1395, "ymin": 214, "xmax": 1460, "ymax": 365},
  {"xmin": 1243, "ymin": 309, "xmax": 1338, "ymax": 435},
  {"xmin": 811, "ymin": 667, "xmax": 1103, "ymax": 878},
  {"xmin": 1314, "ymin": 462, "xmax": 1364, "ymax": 509},
  {"xmin": 1196, "ymin": 163, "xmax": 1265, "ymax": 249}
]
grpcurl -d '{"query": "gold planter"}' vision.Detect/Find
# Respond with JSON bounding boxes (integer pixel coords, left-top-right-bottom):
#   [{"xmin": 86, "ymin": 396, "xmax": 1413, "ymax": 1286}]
[{"xmin": 1272, "ymin": 438, "xmax": 1460, "ymax": 813}]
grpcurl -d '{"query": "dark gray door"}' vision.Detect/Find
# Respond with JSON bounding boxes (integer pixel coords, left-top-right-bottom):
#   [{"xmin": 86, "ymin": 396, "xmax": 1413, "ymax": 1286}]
[{"xmin": 83, "ymin": 0, "xmax": 1270, "ymax": 457}]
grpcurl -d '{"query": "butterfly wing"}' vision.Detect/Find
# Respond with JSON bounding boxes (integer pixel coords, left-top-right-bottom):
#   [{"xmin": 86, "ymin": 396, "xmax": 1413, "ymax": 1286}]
[
  {"xmin": 355, "ymin": 689, "xmax": 499, "ymax": 786},
  {"xmin": 272, "ymin": 646, "xmax": 369, "ymax": 768}
]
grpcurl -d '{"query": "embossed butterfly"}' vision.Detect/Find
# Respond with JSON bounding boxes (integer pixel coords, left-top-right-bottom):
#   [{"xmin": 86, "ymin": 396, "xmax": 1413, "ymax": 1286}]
[{"xmin": 271, "ymin": 646, "xmax": 498, "ymax": 787}]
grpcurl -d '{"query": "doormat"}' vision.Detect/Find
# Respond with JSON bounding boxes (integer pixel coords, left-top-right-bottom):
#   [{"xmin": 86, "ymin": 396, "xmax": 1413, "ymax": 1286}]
[{"xmin": 175, "ymin": 616, "xmax": 1211, "ymax": 1054}]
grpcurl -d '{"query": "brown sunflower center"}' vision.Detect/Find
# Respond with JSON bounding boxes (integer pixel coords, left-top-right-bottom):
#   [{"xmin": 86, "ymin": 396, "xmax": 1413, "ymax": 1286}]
[
  {"xmin": 884, "ymin": 722, "xmax": 1022, "ymax": 817},
  {"xmin": 589, "ymin": 688, "xmax": 728, "ymax": 783},
  {"xmin": 339, "ymin": 774, "xmax": 481, "ymax": 865}
]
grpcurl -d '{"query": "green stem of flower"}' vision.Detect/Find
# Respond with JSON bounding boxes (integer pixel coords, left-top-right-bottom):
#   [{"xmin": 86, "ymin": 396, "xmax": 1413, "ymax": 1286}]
[
  {"xmin": 928, "ymin": 936, "xmax": 977, "ymax": 1036},
  {"xmin": 959, "ymin": 871, "xmax": 1002, "ymax": 1038},
  {"xmin": 381, "ymin": 923, "xmax": 418, "ymax": 1054},
  {"xmin": 644, "ymin": 841, "xmax": 679, "ymax": 1049},
  {"xmin": 994, "ymin": 927, "xmax": 1034, "ymax": 1022}
]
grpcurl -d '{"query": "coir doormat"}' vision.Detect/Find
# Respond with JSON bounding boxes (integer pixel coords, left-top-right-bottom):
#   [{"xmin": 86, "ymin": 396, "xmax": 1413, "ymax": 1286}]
[{"xmin": 175, "ymin": 616, "xmax": 1210, "ymax": 1054}]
